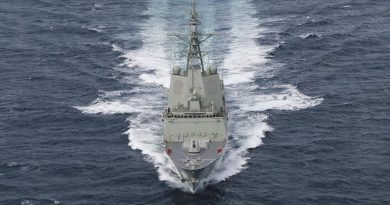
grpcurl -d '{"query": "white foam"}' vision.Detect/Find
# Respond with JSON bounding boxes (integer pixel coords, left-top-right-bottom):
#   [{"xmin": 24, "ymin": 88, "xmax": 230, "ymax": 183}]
[
  {"xmin": 112, "ymin": 44, "xmax": 123, "ymax": 52},
  {"xmin": 75, "ymin": 99, "xmax": 140, "ymax": 115},
  {"xmin": 205, "ymin": 113, "xmax": 272, "ymax": 183},
  {"xmin": 119, "ymin": 3, "xmax": 172, "ymax": 88},
  {"xmin": 299, "ymin": 33, "xmax": 322, "ymax": 39},
  {"xmin": 125, "ymin": 112, "xmax": 192, "ymax": 191},
  {"xmin": 74, "ymin": 89, "xmax": 161, "ymax": 115},
  {"xmin": 222, "ymin": 2, "xmax": 273, "ymax": 85},
  {"xmin": 82, "ymin": 25, "xmax": 102, "ymax": 33},
  {"xmin": 238, "ymin": 84, "xmax": 324, "ymax": 112}
]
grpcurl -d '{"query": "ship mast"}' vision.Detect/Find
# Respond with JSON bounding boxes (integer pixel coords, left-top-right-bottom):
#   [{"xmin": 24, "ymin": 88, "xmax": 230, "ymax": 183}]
[
  {"xmin": 171, "ymin": 1, "xmax": 213, "ymax": 90},
  {"xmin": 186, "ymin": 0, "xmax": 204, "ymax": 72}
]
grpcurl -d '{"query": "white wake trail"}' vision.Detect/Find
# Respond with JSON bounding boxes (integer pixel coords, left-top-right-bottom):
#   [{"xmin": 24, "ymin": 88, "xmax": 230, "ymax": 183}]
[{"xmin": 75, "ymin": 0, "xmax": 323, "ymax": 192}]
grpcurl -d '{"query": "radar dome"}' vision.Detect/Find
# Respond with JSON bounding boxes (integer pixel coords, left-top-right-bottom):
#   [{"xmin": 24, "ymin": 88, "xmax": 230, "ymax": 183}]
[
  {"xmin": 172, "ymin": 65, "xmax": 181, "ymax": 75},
  {"xmin": 208, "ymin": 64, "xmax": 217, "ymax": 74}
]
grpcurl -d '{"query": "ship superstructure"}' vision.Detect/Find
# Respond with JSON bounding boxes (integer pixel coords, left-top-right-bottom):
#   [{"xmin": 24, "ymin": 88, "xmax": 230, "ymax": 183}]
[{"xmin": 162, "ymin": 1, "xmax": 228, "ymax": 192}]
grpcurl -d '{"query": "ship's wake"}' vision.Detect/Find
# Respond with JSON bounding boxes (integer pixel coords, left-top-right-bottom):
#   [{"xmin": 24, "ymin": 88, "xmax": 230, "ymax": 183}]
[{"xmin": 75, "ymin": 0, "xmax": 322, "ymax": 192}]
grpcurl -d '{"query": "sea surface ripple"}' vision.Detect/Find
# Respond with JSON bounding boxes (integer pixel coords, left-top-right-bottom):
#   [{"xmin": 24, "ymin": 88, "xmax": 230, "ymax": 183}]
[{"xmin": 1, "ymin": 0, "xmax": 389, "ymax": 204}]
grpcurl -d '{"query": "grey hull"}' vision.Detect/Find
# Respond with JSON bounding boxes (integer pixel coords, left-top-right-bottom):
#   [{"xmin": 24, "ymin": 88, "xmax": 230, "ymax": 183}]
[{"xmin": 174, "ymin": 158, "xmax": 218, "ymax": 192}]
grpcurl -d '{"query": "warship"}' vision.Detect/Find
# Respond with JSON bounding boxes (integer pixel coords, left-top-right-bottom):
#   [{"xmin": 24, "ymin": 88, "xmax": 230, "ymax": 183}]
[{"xmin": 162, "ymin": 1, "xmax": 228, "ymax": 192}]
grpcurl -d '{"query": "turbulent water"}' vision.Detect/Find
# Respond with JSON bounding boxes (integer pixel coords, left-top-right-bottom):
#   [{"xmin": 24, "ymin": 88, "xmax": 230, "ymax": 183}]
[{"xmin": 1, "ymin": 0, "xmax": 390, "ymax": 204}]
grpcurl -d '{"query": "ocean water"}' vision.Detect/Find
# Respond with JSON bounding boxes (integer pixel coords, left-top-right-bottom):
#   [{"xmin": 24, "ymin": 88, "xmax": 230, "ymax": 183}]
[{"xmin": 1, "ymin": 0, "xmax": 390, "ymax": 204}]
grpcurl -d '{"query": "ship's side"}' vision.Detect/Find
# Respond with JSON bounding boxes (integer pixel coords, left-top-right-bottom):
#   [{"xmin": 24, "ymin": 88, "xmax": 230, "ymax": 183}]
[{"xmin": 162, "ymin": 1, "xmax": 228, "ymax": 192}]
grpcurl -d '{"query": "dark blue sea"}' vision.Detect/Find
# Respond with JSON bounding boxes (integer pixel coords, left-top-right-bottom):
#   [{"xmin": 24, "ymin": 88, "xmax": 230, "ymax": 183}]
[{"xmin": 1, "ymin": 0, "xmax": 390, "ymax": 204}]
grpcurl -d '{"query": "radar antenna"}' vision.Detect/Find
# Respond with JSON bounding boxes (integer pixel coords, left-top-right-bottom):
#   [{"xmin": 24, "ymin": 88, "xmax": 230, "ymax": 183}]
[{"xmin": 169, "ymin": 1, "xmax": 214, "ymax": 71}]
